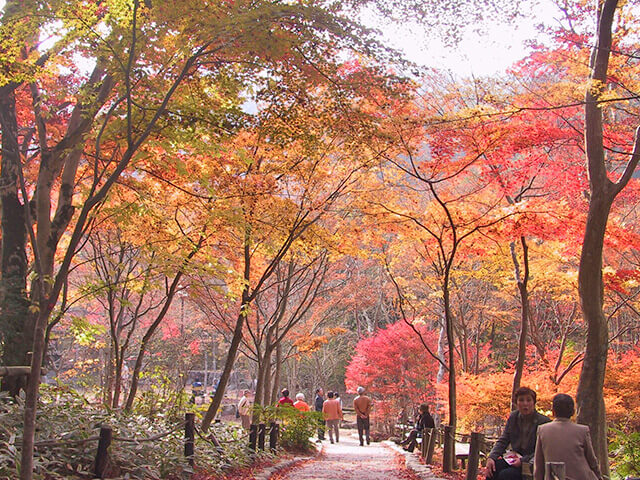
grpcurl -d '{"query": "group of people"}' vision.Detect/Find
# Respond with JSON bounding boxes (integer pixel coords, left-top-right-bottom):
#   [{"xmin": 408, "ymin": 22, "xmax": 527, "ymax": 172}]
[
  {"xmin": 236, "ymin": 386, "xmax": 370, "ymax": 447},
  {"xmin": 236, "ymin": 388, "xmax": 317, "ymax": 429},
  {"xmin": 486, "ymin": 387, "xmax": 602, "ymax": 480},
  {"xmin": 313, "ymin": 386, "xmax": 372, "ymax": 446},
  {"xmin": 240, "ymin": 384, "xmax": 601, "ymax": 480}
]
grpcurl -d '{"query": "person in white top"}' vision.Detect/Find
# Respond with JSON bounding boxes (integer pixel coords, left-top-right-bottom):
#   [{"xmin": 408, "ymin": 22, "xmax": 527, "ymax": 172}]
[{"xmin": 237, "ymin": 390, "xmax": 253, "ymax": 430}]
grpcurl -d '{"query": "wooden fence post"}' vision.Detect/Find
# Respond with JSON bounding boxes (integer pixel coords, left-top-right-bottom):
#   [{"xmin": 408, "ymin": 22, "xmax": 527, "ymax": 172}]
[
  {"xmin": 269, "ymin": 422, "xmax": 278, "ymax": 452},
  {"xmin": 258, "ymin": 423, "xmax": 266, "ymax": 451},
  {"xmin": 426, "ymin": 427, "xmax": 436, "ymax": 465},
  {"xmin": 184, "ymin": 413, "xmax": 195, "ymax": 466},
  {"xmin": 465, "ymin": 432, "xmax": 483, "ymax": 480},
  {"xmin": 420, "ymin": 428, "xmax": 429, "ymax": 458},
  {"xmin": 545, "ymin": 462, "xmax": 565, "ymax": 480},
  {"xmin": 94, "ymin": 426, "xmax": 112, "ymax": 479},
  {"xmin": 249, "ymin": 424, "xmax": 258, "ymax": 452},
  {"xmin": 443, "ymin": 425, "xmax": 454, "ymax": 473}
]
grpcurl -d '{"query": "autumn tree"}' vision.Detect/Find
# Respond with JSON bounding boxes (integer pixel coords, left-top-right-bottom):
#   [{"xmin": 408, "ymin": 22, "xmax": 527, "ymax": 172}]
[
  {"xmin": 1, "ymin": 0, "xmax": 407, "ymax": 475},
  {"xmin": 345, "ymin": 319, "xmax": 439, "ymax": 428},
  {"xmin": 576, "ymin": 1, "xmax": 640, "ymax": 473}
]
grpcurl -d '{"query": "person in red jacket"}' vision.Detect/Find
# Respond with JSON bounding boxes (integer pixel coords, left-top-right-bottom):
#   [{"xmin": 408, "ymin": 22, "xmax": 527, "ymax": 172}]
[{"xmin": 278, "ymin": 388, "xmax": 294, "ymax": 407}]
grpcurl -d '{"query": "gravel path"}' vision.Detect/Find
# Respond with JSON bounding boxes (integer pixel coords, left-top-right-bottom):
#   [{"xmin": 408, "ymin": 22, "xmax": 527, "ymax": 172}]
[{"xmin": 268, "ymin": 430, "xmax": 445, "ymax": 480}]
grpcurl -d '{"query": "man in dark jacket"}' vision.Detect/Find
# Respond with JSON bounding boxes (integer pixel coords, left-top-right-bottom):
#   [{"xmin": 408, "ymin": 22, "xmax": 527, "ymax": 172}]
[
  {"xmin": 486, "ymin": 386, "xmax": 551, "ymax": 480},
  {"xmin": 400, "ymin": 403, "xmax": 434, "ymax": 452},
  {"xmin": 314, "ymin": 388, "xmax": 325, "ymax": 441}
]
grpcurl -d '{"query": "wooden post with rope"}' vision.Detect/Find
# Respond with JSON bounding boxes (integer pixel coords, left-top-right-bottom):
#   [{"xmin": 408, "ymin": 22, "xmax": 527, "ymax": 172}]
[
  {"xmin": 94, "ymin": 426, "xmax": 112, "ymax": 479},
  {"xmin": 184, "ymin": 413, "xmax": 195, "ymax": 466},
  {"xmin": 465, "ymin": 431, "xmax": 483, "ymax": 480}
]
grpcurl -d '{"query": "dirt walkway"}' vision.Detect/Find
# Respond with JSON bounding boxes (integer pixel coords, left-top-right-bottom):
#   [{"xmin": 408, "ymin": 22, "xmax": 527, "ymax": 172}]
[{"xmin": 270, "ymin": 430, "xmax": 444, "ymax": 480}]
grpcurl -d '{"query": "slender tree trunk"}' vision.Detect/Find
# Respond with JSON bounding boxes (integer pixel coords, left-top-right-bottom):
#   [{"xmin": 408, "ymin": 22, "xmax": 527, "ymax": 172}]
[
  {"xmin": 19, "ymin": 302, "xmax": 49, "ymax": 479},
  {"xmin": 254, "ymin": 341, "xmax": 272, "ymax": 411},
  {"xmin": 443, "ymin": 272, "xmax": 456, "ymax": 473},
  {"xmin": 124, "ymin": 273, "xmax": 184, "ymax": 411},
  {"xmin": 576, "ymin": 2, "xmax": 634, "ymax": 477},
  {"xmin": 510, "ymin": 237, "xmax": 530, "ymax": 410},
  {"xmin": 112, "ymin": 352, "xmax": 124, "ymax": 408},
  {"xmin": 262, "ymin": 352, "xmax": 272, "ymax": 405},
  {"xmin": 202, "ymin": 226, "xmax": 252, "ymax": 431},
  {"xmin": 577, "ymin": 195, "xmax": 612, "ymax": 474},
  {"xmin": 202, "ymin": 304, "xmax": 247, "ymax": 430},
  {"xmin": 103, "ymin": 345, "xmax": 115, "ymax": 406},
  {"xmin": 271, "ymin": 343, "xmax": 282, "ymax": 403}
]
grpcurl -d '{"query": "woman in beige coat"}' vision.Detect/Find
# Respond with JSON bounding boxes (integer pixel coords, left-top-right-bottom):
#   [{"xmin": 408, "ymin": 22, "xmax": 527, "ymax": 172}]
[{"xmin": 534, "ymin": 394, "xmax": 602, "ymax": 480}]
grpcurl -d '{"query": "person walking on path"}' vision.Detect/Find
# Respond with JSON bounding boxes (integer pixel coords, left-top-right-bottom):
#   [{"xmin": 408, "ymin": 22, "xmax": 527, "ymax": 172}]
[
  {"xmin": 237, "ymin": 389, "xmax": 253, "ymax": 430},
  {"xmin": 294, "ymin": 392, "xmax": 310, "ymax": 412},
  {"xmin": 323, "ymin": 391, "xmax": 343, "ymax": 444},
  {"xmin": 353, "ymin": 386, "xmax": 372, "ymax": 446},
  {"xmin": 315, "ymin": 388, "xmax": 325, "ymax": 441},
  {"xmin": 486, "ymin": 386, "xmax": 551, "ymax": 480},
  {"xmin": 400, "ymin": 403, "xmax": 435, "ymax": 452},
  {"xmin": 534, "ymin": 393, "xmax": 602, "ymax": 480}
]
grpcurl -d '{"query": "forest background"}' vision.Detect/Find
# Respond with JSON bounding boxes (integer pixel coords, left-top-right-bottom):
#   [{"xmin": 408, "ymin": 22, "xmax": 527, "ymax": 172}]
[{"xmin": 1, "ymin": 0, "xmax": 640, "ymax": 479}]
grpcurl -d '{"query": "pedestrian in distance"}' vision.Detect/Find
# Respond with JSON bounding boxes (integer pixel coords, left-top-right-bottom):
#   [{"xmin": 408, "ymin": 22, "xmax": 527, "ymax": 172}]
[
  {"xmin": 294, "ymin": 392, "xmax": 310, "ymax": 412},
  {"xmin": 486, "ymin": 386, "xmax": 551, "ymax": 480},
  {"xmin": 237, "ymin": 389, "xmax": 253, "ymax": 430},
  {"xmin": 334, "ymin": 391, "xmax": 343, "ymax": 426},
  {"xmin": 322, "ymin": 391, "xmax": 343, "ymax": 444},
  {"xmin": 353, "ymin": 386, "xmax": 372, "ymax": 446},
  {"xmin": 534, "ymin": 393, "xmax": 602, "ymax": 480},
  {"xmin": 399, "ymin": 403, "xmax": 434, "ymax": 452},
  {"xmin": 315, "ymin": 388, "xmax": 325, "ymax": 441}
]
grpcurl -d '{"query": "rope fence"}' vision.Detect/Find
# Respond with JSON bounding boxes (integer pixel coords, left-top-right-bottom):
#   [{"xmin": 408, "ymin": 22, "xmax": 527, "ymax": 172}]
[{"xmin": 22, "ymin": 412, "xmax": 272, "ymax": 479}]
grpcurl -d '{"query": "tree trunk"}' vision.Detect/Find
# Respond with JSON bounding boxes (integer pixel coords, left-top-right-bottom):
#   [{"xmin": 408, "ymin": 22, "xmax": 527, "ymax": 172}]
[
  {"xmin": 19, "ymin": 302, "xmax": 49, "ymax": 480},
  {"xmin": 124, "ymin": 273, "xmax": 184, "ymax": 411},
  {"xmin": 443, "ymin": 272, "xmax": 456, "ymax": 473},
  {"xmin": 576, "ymin": 195, "xmax": 612, "ymax": 475},
  {"xmin": 254, "ymin": 341, "xmax": 272, "ymax": 410},
  {"xmin": 202, "ymin": 304, "xmax": 247, "ymax": 431},
  {"xmin": 103, "ymin": 345, "xmax": 114, "ymax": 406},
  {"xmin": 112, "ymin": 349, "xmax": 124, "ymax": 408},
  {"xmin": 202, "ymin": 224, "xmax": 251, "ymax": 431},
  {"xmin": 575, "ymin": 2, "xmax": 637, "ymax": 477},
  {"xmin": 510, "ymin": 237, "xmax": 530, "ymax": 410},
  {"xmin": 0, "ymin": 84, "xmax": 31, "ymax": 396},
  {"xmin": 271, "ymin": 343, "xmax": 282, "ymax": 404}
]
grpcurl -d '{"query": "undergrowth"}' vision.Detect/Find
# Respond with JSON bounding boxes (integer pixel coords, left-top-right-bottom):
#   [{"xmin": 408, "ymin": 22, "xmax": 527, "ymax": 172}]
[{"xmin": 0, "ymin": 385, "xmax": 271, "ymax": 479}]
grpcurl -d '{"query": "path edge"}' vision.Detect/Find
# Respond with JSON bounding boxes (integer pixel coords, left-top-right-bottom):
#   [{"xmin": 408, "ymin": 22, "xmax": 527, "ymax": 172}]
[
  {"xmin": 256, "ymin": 445, "xmax": 322, "ymax": 480},
  {"xmin": 383, "ymin": 440, "xmax": 446, "ymax": 480}
]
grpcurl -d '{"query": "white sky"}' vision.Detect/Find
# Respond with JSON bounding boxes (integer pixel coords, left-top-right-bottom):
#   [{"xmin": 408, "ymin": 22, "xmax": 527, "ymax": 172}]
[
  {"xmin": 366, "ymin": 2, "xmax": 565, "ymax": 76},
  {"xmin": 0, "ymin": 0, "xmax": 564, "ymax": 76}
]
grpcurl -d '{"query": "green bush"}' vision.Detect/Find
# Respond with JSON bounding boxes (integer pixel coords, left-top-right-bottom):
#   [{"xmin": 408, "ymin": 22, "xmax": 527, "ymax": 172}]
[
  {"xmin": 252, "ymin": 404, "xmax": 321, "ymax": 452},
  {"xmin": 278, "ymin": 409, "xmax": 322, "ymax": 452},
  {"xmin": 0, "ymin": 385, "xmax": 269, "ymax": 479},
  {"xmin": 610, "ymin": 427, "xmax": 640, "ymax": 480}
]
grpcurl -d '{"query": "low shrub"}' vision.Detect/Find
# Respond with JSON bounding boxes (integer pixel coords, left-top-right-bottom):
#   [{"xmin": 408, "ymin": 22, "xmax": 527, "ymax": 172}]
[
  {"xmin": 0, "ymin": 385, "xmax": 269, "ymax": 479},
  {"xmin": 252, "ymin": 403, "xmax": 321, "ymax": 452},
  {"xmin": 610, "ymin": 427, "xmax": 640, "ymax": 480}
]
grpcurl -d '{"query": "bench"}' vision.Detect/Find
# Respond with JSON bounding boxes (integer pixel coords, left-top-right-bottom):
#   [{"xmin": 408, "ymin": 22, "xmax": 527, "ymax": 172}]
[{"xmin": 454, "ymin": 442, "xmax": 482, "ymax": 468}]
